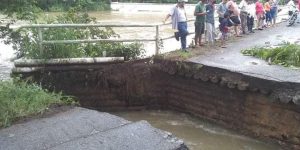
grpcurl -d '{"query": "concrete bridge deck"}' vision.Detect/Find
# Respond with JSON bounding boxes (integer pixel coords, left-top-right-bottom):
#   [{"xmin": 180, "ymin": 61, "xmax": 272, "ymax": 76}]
[{"xmin": 189, "ymin": 22, "xmax": 300, "ymax": 83}]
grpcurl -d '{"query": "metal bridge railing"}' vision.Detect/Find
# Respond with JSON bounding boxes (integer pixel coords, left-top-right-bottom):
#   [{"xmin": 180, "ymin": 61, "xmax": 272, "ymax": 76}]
[
  {"xmin": 17, "ymin": 7, "xmax": 288, "ymax": 57},
  {"xmin": 17, "ymin": 19, "xmax": 196, "ymax": 56}
]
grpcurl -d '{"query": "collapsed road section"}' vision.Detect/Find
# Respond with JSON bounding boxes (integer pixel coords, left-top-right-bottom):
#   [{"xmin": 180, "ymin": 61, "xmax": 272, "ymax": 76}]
[{"xmin": 13, "ymin": 57, "xmax": 300, "ymax": 149}]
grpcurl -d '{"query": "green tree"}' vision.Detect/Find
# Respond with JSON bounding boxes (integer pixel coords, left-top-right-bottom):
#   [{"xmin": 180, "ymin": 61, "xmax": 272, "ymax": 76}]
[
  {"xmin": 0, "ymin": 0, "xmax": 41, "ymax": 20},
  {"xmin": 0, "ymin": 8, "xmax": 145, "ymax": 60}
]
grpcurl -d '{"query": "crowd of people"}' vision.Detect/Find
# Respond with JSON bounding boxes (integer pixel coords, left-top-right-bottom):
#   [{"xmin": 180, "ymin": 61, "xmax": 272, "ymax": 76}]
[{"xmin": 164, "ymin": 0, "xmax": 300, "ymax": 50}]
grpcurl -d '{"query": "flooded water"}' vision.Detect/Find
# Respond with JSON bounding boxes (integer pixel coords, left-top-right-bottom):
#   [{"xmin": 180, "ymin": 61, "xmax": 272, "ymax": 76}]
[
  {"xmin": 114, "ymin": 110, "xmax": 281, "ymax": 150},
  {"xmin": 0, "ymin": 40, "xmax": 14, "ymax": 80}
]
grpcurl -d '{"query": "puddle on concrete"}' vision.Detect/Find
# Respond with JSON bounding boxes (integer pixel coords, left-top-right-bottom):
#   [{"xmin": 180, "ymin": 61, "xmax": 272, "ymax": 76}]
[{"xmin": 114, "ymin": 110, "xmax": 281, "ymax": 150}]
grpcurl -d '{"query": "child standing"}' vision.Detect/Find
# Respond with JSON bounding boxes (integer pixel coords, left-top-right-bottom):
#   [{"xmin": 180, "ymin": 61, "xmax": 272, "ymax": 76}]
[{"xmin": 219, "ymin": 12, "xmax": 230, "ymax": 48}]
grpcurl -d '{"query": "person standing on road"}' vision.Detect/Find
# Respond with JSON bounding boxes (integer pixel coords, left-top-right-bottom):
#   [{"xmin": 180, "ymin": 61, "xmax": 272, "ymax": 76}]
[
  {"xmin": 194, "ymin": 0, "xmax": 206, "ymax": 47},
  {"xmin": 227, "ymin": 0, "xmax": 242, "ymax": 37},
  {"xmin": 270, "ymin": 0, "xmax": 278, "ymax": 26},
  {"xmin": 264, "ymin": 0, "xmax": 272, "ymax": 27},
  {"xmin": 255, "ymin": 0, "xmax": 265, "ymax": 30},
  {"xmin": 239, "ymin": 0, "xmax": 249, "ymax": 34},
  {"xmin": 205, "ymin": 0, "xmax": 216, "ymax": 46},
  {"xmin": 164, "ymin": 0, "xmax": 189, "ymax": 51},
  {"xmin": 247, "ymin": 0, "xmax": 256, "ymax": 33}
]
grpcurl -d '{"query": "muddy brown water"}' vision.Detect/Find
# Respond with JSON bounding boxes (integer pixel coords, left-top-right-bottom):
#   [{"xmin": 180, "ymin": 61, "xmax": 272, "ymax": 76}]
[{"xmin": 114, "ymin": 110, "xmax": 281, "ymax": 150}]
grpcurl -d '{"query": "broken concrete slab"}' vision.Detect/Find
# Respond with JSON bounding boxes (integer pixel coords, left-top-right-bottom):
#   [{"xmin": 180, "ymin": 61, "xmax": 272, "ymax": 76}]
[
  {"xmin": 48, "ymin": 121, "xmax": 187, "ymax": 150},
  {"xmin": 0, "ymin": 107, "xmax": 187, "ymax": 150}
]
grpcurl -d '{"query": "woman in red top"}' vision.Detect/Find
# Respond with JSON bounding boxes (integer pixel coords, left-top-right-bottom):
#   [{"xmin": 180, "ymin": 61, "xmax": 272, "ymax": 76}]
[{"xmin": 255, "ymin": 0, "xmax": 265, "ymax": 30}]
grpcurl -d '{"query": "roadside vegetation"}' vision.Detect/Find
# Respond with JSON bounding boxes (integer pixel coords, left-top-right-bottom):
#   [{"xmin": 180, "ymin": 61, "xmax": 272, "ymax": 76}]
[
  {"xmin": 0, "ymin": 6, "xmax": 145, "ymax": 61},
  {"xmin": 0, "ymin": 79, "xmax": 75, "ymax": 128},
  {"xmin": 38, "ymin": 0, "xmax": 111, "ymax": 12},
  {"xmin": 1, "ymin": 8, "xmax": 145, "ymax": 60},
  {"xmin": 0, "ymin": 0, "xmax": 110, "ymax": 19},
  {"xmin": 241, "ymin": 43, "xmax": 300, "ymax": 68}
]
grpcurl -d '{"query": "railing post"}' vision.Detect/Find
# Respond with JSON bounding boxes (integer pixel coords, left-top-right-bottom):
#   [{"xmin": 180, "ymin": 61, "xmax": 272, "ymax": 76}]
[
  {"xmin": 155, "ymin": 25, "xmax": 160, "ymax": 55},
  {"xmin": 37, "ymin": 27, "xmax": 43, "ymax": 56}
]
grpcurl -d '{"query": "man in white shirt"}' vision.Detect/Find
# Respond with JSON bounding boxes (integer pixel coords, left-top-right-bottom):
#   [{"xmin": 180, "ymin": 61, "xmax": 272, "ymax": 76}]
[{"xmin": 164, "ymin": 0, "xmax": 189, "ymax": 51}]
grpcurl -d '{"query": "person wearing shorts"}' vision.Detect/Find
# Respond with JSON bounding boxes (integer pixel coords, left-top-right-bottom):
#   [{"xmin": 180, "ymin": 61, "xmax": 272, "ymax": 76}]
[
  {"xmin": 227, "ymin": 0, "xmax": 242, "ymax": 37},
  {"xmin": 194, "ymin": 0, "xmax": 206, "ymax": 46}
]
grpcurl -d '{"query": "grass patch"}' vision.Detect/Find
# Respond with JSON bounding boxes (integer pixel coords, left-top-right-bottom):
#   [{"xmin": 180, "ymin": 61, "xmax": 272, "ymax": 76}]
[
  {"xmin": 178, "ymin": 51, "xmax": 192, "ymax": 59},
  {"xmin": 241, "ymin": 43, "xmax": 300, "ymax": 67},
  {"xmin": 0, "ymin": 79, "xmax": 75, "ymax": 128}
]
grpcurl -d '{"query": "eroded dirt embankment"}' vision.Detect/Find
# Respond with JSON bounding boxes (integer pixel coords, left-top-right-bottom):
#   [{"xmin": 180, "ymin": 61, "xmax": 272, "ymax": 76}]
[{"xmin": 17, "ymin": 58, "xmax": 300, "ymax": 149}]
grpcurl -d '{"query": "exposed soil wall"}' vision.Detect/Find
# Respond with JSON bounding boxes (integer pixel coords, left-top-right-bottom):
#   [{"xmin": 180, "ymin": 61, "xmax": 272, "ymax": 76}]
[{"xmin": 16, "ymin": 58, "xmax": 300, "ymax": 149}]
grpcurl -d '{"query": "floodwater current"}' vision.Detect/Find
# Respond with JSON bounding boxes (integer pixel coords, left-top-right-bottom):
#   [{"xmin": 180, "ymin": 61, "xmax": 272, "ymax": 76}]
[{"xmin": 114, "ymin": 110, "xmax": 281, "ymax": 150}]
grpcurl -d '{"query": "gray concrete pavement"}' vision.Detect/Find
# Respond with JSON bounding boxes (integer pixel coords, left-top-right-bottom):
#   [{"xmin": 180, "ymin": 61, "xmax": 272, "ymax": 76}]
[
  {"xmin": 189, "ymin": 23, "xmax": 300, "ymax": 83},
  {"xmin": 0, "ymin": 107, "xmax": 186, "ymax": 150}
]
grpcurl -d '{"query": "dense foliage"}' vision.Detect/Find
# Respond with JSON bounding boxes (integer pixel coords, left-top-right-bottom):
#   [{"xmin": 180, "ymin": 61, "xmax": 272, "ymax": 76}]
[
  {"xmin": 0, "ymin": 0, "xmax": 110, "ymax": 19},
  {"xmin": 38, "ymin": 0, "xmax": 111, "ymax": 12},
  {"xmin": 0, "ymin": 8, "xmax": 145, "ymax": 60},
  {"xmin": 241, "ymin": 43, "xmax": 300, "ymax": 67},
  {"xmin": 0, "ymin": 79, "xmax": 74, "ymax": 128}
]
